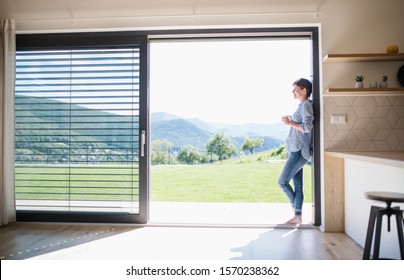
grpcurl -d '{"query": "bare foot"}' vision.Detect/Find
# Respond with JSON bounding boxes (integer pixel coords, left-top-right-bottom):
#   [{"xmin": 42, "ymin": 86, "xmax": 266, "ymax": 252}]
[{"xmin": 286, "ymin": 215, "xmax": 302, "ymax": 224}]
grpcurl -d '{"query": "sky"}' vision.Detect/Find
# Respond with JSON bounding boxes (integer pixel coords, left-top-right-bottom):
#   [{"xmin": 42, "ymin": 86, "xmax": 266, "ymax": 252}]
[{"xmin": 150, "ymin": 38, "xmax": 312, "ymax": 125}]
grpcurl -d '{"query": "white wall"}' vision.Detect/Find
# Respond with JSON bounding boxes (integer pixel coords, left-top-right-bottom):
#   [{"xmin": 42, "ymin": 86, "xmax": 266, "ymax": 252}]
[
  {"xmin": 345, "ymin": 159, "xmax": 404, "ymax": 259},
  {"xmin": 320, "ymin": 0, "xmax": 404, "ymax": 88},
  {"xmin": 321, "ymin": 0, "xmax": 404, "ymax": 152}
]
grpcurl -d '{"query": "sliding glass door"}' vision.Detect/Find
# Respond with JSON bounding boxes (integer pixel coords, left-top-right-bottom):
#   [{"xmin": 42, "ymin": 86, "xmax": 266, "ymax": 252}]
[
  {"xmin": 15, "ymin": 34, "xmax": 149, "ymax": 223},
  {"xmin": 14, "ymin": 27, "xmax": 320, "ymax": 225}
]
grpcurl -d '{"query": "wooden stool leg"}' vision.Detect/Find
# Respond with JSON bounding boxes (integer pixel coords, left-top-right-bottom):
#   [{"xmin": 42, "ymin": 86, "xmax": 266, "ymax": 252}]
[
  {"xmin": 395, "ymin": 210, "xmax": 404, "ymax": 260},
  {"xmin": 363, "ymin": 206, "xmax": 380, "ymax": 260}
]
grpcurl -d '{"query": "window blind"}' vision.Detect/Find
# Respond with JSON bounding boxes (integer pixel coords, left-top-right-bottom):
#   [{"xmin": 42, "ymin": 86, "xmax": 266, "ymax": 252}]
[{"xmin": 15, "ymin": 48, "xmax": 140, "ymax": 213}]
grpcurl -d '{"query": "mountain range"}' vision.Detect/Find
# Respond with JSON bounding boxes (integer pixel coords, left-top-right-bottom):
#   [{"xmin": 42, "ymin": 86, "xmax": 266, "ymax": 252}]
[
  {"xmin": 14, "ymin": 94, "xmax": 288, "ymax": 163},
  {"xmin": 151, "ymin": 112, "xmax": 288, "ymax": 152}
]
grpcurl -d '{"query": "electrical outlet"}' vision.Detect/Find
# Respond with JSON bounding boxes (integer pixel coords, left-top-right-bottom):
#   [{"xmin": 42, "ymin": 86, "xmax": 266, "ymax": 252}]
[
  {"xmin": 330, "ymin": 115, "xmax": 347, "ymax": 124},
  {"xmin": 339, "ymin": 115, "xmax": 347, "ymax": 124}
]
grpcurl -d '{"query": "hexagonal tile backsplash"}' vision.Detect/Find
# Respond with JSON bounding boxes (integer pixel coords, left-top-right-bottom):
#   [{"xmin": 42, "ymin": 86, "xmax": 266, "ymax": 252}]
[{"xmin": 324, "ymin": 95, "xmax": 404, "ymax": 151}]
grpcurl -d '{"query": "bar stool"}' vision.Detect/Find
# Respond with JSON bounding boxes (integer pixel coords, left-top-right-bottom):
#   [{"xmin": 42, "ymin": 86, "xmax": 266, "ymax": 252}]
[{"xmin": 363, "ymin": 191, "xmax": 404, "ymax": 260}]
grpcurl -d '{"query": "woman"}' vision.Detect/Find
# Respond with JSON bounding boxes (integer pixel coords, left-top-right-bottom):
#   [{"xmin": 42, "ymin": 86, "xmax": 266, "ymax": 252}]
[{"xmin": 278, "ymin": 78, "xmax": 314, "ymax": 224}]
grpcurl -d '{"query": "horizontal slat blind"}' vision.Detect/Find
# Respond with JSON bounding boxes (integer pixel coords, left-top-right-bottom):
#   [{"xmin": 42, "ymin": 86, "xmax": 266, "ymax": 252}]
[{"xmin": 15, "ymin": 48, "xmax": 140, "ymax": 213}]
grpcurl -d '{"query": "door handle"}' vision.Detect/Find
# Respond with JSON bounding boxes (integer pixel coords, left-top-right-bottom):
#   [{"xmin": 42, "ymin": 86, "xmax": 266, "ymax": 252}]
[{"xmin": 140, "ymin": 130, "xmax": 146, "ymax": 157}]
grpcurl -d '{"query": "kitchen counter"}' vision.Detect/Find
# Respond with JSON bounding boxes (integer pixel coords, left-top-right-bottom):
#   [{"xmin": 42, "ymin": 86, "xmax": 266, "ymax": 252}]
[
  {"xmin": 322, "ymin": 151, "xmax": 404, "ymax": 232},
  {"xmin": 324, "ymin": 150, "xmax": 404, "ymax": 258},
  {"xmin": 324, "ymin": 151, "xmax": 404, "ymax": 168}
]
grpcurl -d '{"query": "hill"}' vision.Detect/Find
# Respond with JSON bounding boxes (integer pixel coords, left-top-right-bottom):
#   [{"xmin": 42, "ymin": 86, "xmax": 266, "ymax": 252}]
[
  {"xmin": 15, "ymin": 96, "xmax": 138, "ymax": 163},
  {"xmin": 151, "ymin": 118, "xmax": 212, "ymax": 150},
  {"xmin": 151, "ymin": 112, "xmax": 286, "ymax": 152},
  {"xmin": 187, "ymin": 118, "xmax": 288, "ymax": 139},
  {"xmin": 14, "ymin": 96, "xmax": 287, "ymax": 163}
]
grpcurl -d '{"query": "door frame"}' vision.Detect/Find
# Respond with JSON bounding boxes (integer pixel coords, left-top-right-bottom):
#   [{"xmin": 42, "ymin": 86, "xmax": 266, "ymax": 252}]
[
  {"xmin": 15, "ymin": 26, "xmax": 321, "ymax": 225},
  {"xmin": 146, "ymin": 26, "xmax": 321, "ymax": 226}
]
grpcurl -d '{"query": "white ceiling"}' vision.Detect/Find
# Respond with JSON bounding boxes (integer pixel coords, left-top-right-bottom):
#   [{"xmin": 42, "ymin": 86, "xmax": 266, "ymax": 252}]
[{"xmin": 0, "ymin": 0, "xmax": 325, "ymax": 20}]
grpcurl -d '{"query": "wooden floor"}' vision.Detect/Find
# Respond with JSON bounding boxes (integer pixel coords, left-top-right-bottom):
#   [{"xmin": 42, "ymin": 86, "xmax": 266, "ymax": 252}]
[{"xmin": 0, "ymin": 222, "xmax": 363, "ymax": 260}]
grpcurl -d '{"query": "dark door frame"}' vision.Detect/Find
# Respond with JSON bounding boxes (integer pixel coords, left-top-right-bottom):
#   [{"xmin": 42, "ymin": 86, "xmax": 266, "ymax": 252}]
[
  {"xmin": 145, "ymin": 26, "xmax": 321, "ymax": 226},
  {"xmin": 15, "ymin": 26, "xmax": 321, "ymax": 225}
]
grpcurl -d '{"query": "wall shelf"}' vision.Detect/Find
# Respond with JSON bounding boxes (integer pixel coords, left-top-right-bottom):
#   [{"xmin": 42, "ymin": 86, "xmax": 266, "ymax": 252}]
[
  {"xmin": 323, "ymin": 53, "xmax": 404, "ymax": 63},
  {"xmin": 324, "ymin": 87, "xmax": 404, "ymax": 96}
]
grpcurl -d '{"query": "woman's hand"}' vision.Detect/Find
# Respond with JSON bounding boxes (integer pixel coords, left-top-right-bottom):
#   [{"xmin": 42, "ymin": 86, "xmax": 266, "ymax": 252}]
[
  {"xmin": 282, "ymin": 115, "xmax": 304, "ymax": 132},
  {"xmin": 281, "ymin": 115, "xmax": 292, "ymax": 125}
]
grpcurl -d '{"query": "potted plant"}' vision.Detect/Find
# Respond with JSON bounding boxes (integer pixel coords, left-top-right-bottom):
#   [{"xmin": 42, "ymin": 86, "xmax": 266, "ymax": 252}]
[
  {"xmin": 355, "ymin": 75, "xmax": 365, "ymax": 88},
  {"xmin": 379, "ymin": 75, "xmax": 388, "ymax": 88}
]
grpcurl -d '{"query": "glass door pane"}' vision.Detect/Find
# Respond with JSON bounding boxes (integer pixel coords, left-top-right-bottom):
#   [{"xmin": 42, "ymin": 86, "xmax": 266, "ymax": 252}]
[{"xmin": 15, "ymin": 34, "xmax": 148, "ymax": 223}]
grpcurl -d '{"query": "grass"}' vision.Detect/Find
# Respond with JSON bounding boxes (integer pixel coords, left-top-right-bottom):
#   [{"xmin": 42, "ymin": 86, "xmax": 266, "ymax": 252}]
[
  {"xmin": 151, "ymin": 159, "xmax": 313, "ymax": 203},
  {"xmin": 15, "ymin": 152, "xmax": 313, "ymax": 204},
  {"xmin": 15, "ymin": 164, "xmax": 140, "ymax": 201}
]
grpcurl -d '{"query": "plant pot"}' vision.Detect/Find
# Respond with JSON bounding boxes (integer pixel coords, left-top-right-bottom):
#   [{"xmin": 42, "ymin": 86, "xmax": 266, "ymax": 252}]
[
  {"xmin": 355, "ymin": 82, "xmax": 364, "ymax": 88},
  {"xmin": 369, "ymin": 81, "xmax": 378, "ymax": 88},
  {"xmin": 379, "ymin": 82, "xmax": 388, "ymax": 88}
]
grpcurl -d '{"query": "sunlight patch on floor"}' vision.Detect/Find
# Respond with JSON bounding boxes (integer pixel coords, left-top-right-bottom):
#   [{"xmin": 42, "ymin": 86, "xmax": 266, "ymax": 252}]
[{"xmin": 150, "ymin": 202, "xmax": 313, "ymax": 225}]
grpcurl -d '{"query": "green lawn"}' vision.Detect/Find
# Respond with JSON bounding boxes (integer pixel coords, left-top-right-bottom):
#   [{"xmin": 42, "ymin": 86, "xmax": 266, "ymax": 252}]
[
  {"xmin": 15, "ymin": 158, "xmax": 313, "ymax": 203},
  {"xmin": 15, "ymin": 164, "xmax": 139, "ymax": 201},
  {"xmin": 151, "ymin": 160, "xmax": 313, "ymax": 203}
]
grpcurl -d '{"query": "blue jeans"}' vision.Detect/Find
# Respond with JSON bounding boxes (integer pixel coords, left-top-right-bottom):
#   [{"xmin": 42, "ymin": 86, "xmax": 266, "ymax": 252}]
[{"xmin": 278, "ymin": 150, "xmax": 308, "ymax": 216}]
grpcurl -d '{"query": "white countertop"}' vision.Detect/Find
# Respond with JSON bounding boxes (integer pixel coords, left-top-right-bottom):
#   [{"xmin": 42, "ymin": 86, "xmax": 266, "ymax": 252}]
[{"xmin": 325, "ymin": 151, "xmax": 404, "ymax": 168}]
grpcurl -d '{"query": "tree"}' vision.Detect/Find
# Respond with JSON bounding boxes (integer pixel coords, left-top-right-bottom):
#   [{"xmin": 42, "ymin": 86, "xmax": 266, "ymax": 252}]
[
  {"xmin": 177, "ymin": 145, "xmax": 200, "ymax": 165},
  {"xmin": 270, "ymin": 145, "xmax": 287, "ymax": 159},
  {"xmin": 241, "ymin": 137, "xmax": 264, "ymax": 154},
  {"xmin": 151, "ymin": 140, "xmax": 173, "ymax": 165},
  {"xmin": 206, "ymin": 132, "xmax": 237, "ymax": 163}
]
